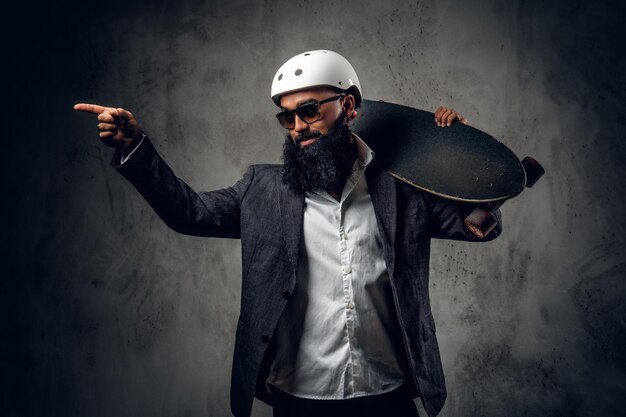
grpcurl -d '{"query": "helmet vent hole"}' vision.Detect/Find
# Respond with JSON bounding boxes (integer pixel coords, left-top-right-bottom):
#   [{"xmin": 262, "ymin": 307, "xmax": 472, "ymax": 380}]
[
  {"xmin": 304, "ymin": 53, "xmax": 310, "ymax": 56},
  {"xmin": 338, "ymin": 81, "xmax": 342, "ymax": 85},
  {"xmin": 295, "ymin": 69, "xmax": 303, "ymax": 76},
  {"xmin": 278, "ymin": 74, "xmax": 283, "ymax": 81}
]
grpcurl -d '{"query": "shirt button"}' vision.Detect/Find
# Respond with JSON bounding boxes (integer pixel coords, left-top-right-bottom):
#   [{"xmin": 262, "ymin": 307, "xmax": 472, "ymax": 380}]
[
  {"xmin": 281, "ymin": 291, "xmax": 291, "ymax": 300},
  {"xmin": 261, "ymin": 335, "xmax": 270, "ymax": 344},
  {"xmin": 342, "ymin": 266, "xmax": 352, "ymax": 274}
]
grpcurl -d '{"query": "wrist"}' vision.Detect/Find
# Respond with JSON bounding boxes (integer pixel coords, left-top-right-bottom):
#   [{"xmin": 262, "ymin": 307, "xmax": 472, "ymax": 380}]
[{"xmin": 121, "ymin": 130, "xmax": 145, "ymax": 151}]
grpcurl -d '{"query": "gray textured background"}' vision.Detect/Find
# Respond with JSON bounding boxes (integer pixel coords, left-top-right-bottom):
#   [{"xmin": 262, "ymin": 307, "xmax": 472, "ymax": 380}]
[{"xmin": 3, "ymin": 0, "xmax": 626, "ymax": 416}]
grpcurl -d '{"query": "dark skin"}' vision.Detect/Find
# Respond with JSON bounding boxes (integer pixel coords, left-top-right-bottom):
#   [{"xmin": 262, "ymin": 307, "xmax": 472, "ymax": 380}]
[
  {"xmin": 73, "ymin": 103, "xmax": 142, "ymax": 150},
  {"xmin": 74, "ymin": 92, "xmax": 467, "ymax": 201}
]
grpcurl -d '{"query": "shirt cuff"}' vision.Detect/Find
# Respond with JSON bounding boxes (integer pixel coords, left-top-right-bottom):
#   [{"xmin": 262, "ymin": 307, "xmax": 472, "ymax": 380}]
[{"xmin": 120, "ymin": 133, "xmax": 146, "ymax": 165}]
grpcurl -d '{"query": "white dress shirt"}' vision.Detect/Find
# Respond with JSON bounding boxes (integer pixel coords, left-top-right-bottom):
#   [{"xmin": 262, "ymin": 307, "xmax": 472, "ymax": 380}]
[{"xmin": 267, "ymin": 133, "xmax": 406, "ymax": 399}]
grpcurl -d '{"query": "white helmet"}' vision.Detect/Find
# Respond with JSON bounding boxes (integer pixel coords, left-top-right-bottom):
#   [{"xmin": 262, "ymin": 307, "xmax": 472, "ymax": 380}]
[{"xmin": 271, "ymin": 50, "xmax": 362, "ymax": 108}]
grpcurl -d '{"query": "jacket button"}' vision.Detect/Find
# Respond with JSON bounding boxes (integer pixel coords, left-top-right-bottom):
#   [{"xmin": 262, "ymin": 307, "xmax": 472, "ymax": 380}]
[
  {"xmin": 282, "ymin": 291, "xmax": 291, "ymax": 300},
  {"xmin": 261, "ymin": 335, "xmax": 270, "ymax": 344}
]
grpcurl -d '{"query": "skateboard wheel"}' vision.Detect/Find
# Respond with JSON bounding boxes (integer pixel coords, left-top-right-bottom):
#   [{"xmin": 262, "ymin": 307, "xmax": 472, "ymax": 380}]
[
  {"xmin": 464, "ymin": 207, "xmax": 498, "ymax": 239},
  {"xmin": 521, "ymin": 156, "xmax": 545, "ymax": 188}
]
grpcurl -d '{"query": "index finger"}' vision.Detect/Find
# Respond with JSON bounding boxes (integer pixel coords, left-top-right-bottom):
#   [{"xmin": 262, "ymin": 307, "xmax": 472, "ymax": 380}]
[{"xmin": 74, "ymin": 103, "xmax": 109, "ymax": 115}]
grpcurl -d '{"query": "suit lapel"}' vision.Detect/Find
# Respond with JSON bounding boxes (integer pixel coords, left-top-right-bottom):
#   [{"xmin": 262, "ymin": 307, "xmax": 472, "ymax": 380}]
[
  {"xmin": 278, "ymin": 177, "xmax": 305, "ymax": 273},
  {"xmin": 365, "ymin": 159, "xmax": 397, "ymax": 274}
]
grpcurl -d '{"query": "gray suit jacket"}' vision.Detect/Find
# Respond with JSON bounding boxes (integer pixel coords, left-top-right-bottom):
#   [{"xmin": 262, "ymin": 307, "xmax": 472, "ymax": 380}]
[{"xmin": 111, "ymin": 135, "xmax": 502, "ymax": 417}]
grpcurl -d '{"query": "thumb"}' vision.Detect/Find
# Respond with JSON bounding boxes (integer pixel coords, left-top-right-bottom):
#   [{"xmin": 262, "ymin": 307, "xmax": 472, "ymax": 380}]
[{"xmin": 116, "ymin": 107, "xmax": 134, "ymax": 120}]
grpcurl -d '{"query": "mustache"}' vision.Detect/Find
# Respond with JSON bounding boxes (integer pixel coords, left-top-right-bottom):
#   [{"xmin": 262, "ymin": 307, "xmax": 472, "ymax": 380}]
[{"xmin": 294, "ymin": 131, "xmax": 321, "ymax": 143}]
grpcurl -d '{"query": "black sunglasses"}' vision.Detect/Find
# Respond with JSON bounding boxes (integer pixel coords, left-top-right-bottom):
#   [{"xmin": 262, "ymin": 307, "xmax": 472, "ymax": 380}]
[{"xmin": 276, "ymin": 94, "xmax": 345, "ymax": 129}]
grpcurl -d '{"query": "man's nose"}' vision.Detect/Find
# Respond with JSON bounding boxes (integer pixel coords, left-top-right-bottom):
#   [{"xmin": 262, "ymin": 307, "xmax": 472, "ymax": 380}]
[{"xmin": 293, "ymin": 114, "xmax": 309, "ymax": 133}]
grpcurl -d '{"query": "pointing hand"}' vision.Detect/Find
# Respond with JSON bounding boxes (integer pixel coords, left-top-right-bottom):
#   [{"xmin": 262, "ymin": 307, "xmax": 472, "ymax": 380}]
[{"xmin": 74, "ymin": 103, "xmax": 142, "ymax": 149}]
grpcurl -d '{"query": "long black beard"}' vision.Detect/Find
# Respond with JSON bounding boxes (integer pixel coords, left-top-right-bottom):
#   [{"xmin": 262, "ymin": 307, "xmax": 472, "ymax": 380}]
[{"xmin": 281, "ymin": 113, "xmax": 356, "ymax": 193}]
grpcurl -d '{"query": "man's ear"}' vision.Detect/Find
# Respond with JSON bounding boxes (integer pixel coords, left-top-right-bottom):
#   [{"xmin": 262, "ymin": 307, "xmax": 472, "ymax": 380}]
[{"xmin": 343, "ymin": 94, "xmax": 357, "ymax": 122}]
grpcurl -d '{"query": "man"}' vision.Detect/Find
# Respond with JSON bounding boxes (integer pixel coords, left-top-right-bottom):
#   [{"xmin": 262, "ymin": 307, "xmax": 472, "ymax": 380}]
[{"xmin": 74, "ymin": 50, "xmax": 501, "ymax": 417}]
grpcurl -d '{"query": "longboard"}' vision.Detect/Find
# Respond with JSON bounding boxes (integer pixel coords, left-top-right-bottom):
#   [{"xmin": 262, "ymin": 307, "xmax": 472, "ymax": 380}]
[{"xmin": 352, "ymin": 99, "xmax": 544, "ymax": 237}]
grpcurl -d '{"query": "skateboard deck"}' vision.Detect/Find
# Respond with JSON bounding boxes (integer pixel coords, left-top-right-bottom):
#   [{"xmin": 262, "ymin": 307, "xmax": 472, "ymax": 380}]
[
  {"xmin": 352, "ymin": 99, "xmax": 544, "ymax": 238},
  {"xmin": 353, "ymin": 99, "xmax": 529, "ymax": 203}
]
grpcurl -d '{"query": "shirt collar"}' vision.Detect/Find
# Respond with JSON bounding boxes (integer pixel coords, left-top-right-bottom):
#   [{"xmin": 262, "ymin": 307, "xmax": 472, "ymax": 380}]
[
  {"xmin": 332, "ymin": 133, "xmax": 374, "ymax": 202},
  {"xmin": 351, "ymin": 132, "xmax": 375, "ymax": 169}
]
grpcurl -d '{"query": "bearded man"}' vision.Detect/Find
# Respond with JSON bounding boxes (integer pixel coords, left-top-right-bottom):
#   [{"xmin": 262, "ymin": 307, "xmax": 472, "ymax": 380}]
[{"xmin": 75, "ymin": 50, "xmax": 502, "ymax": 417}]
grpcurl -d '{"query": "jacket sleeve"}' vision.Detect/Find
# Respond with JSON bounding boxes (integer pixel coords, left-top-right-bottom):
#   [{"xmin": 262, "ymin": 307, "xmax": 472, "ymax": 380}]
[
  {"xmin": 424, "ymin": 192, "xmax": 503, "ymax": 242},
  {"xmin": 110, "ymin": 134, "xmax": 253, "ymax": 239}
]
